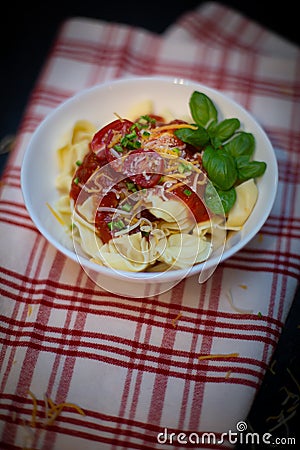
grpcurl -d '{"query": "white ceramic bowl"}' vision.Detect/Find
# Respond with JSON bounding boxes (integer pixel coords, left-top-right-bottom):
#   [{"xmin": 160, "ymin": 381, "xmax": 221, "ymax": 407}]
[{"xmin": 21, "ymin": 76, "xmax": 278, "ymax": 297}]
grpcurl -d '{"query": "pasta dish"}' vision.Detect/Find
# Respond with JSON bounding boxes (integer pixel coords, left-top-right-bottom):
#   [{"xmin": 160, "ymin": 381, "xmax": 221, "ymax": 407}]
[{"xmin": 53, "ymin": 91, "xmax": 266, "ymax": 272}]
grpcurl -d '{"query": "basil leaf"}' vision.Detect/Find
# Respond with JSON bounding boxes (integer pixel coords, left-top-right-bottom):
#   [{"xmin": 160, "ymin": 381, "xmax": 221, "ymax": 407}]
[
  {"xmin": 202, "ymin": 145, "xmax": 215, "ymax": 168},
  {"xmin": 205, "ymin": 183, "xmax": 236, "ymax": 214},
  {"xmin": 212, "ymin": 118, "xmax": 240, "ymax": 142},
  {"xmin": 174, "ymin": 126, "xmax": 209, "ymax": 148},
  {"xmin": 203, "ymin": 149, "xmax": 237, "ymax": 191},
  {"xmin": 207, "ymin": 119, "xmax": 218, "ymax": 135},
  {"xmin": 224, "ymin": 132, "xmax": 255, "ymax": 158},
  {"xmin": 189, "ymin": 91, "xmax": 218, "ymax": 127},
  {"xmin": 210, "ymin": 136, "xmax": 223, "ymax": 149},
  {"xmin": 236, "ymin": 158, "xmax": 267, "ymax": 182},
  {"xmin": 217, "ymin": 187, "xmax": 237, "ymax": 214}
]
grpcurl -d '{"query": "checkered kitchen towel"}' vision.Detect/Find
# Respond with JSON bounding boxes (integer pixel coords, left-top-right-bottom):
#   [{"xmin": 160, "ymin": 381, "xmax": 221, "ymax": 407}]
[{"xmin": 1, "ymin": 2, "xmax": 299, "ymax": 449}]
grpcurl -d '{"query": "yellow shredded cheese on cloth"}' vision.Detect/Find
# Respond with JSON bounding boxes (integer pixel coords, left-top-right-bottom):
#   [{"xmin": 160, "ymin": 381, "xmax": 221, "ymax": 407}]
[
  {"xmin": 27, "ymin": 391, "xmax": 85, "ymax": 428},
  {"xmin": 198, "ymin": 353, "xmax": 239, "ymax": 361},
  {"xmin": 172, "ymin": 312, "xmax": 182, "ymax": 328},
  {"xmin": 46, "ymin": 401, "xmax": 85, "ymax": 426},
  {"xmin": 27, "ymin": 390, "xmax": 38, "ymax": 428}
]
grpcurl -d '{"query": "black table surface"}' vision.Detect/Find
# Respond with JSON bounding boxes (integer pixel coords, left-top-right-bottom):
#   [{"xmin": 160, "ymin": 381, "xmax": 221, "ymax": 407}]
[{"xmin": 1, "ymin": 1, "xmax": 299, "ymax": 447}]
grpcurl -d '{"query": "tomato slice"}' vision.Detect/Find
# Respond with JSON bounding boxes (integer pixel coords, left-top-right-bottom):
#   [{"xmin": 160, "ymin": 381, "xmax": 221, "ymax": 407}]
[
  {"xmin": 123, "ymin": 149, "xmax": 164, "ymax": 188},
  {"xmin": 172, "ymin": 184, "xmax": 209, "ymax": 223},
  {"xmin": 95, "ymin": 190, "xmax": 119, "ymax": 243},
  {"xmin": 90, "ymin": 119, "xmax": 134, "ymax": 161},
  {"xmin": 145, "ymin": 114, "xmax": 165, "ymax": 127},
  {"xmin": 70, "ymin": 151, "xmax": 105, "ymax": 202}
]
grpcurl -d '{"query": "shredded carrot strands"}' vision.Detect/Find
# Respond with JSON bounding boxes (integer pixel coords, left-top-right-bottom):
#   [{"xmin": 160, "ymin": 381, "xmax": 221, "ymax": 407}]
[{"xmin": 198, "ymin": 353, "xmax": 239, "ymax": 361}]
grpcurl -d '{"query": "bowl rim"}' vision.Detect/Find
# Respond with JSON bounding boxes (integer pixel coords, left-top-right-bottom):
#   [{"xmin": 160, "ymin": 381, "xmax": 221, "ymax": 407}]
[{"xmin": 21, "ymin": 75, "xmax": 278, "ymax": 282}]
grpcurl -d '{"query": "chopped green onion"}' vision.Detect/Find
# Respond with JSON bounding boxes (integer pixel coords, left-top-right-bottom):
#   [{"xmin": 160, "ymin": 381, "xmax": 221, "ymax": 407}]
[
  {"xmin": 125, "ymin": 131, "xmax": 137, "ymax": 139},
  {"xmin": 120, "ymin": 132, "xmax": 141, "ymax": 150},
  {"xmin": 178, "ymin": 162, "xmax": 192, "ymax": 173},
  {"xmin": 127, "ymin": 140, "xmax": 141, "ymax": 149},
  {"xmin": 140, "ymin": 114, "xmax": 156, "ymax": 124},
  {"xmin": 132, "ymin": 141, "xmax": 142, "ymax": 149},
  {"xmin": 108, "ymin": 219, "xmax": 125, "ymax": 231},
  {"xmin": 183, "ymin": 189, "xmax": 192, "ymax": 196},
  {"xmin": 126, "ymin": 182, "xmax": 137, "ymax": 192},
  {"xmin": 114, "ymin": 144, "xmax": 124, "ymax": 153},
  {"xmin": 121, "ymin": 203, "xmax": 132, "ymax": 212},
  {"xmin": 120, "ymin": 136, "xmax": 128, "ymax": 146},
  {"xmin": 134, "ymin": 115, "xmax": 156, "ymax": 129},
  {"xmin": 130, "ymin": 123, "xmax": 138, "ymax": 131},
  {"xmin": 75, "ymin": 160, "xmax": 82, "ymax": 166},
  {"xmin": 74, "ymin": 177, "xmax": 80, "ymax": 185},
  {"xmin": 131, "ymin": 122, "xmax": 144, "ymax": 131}
]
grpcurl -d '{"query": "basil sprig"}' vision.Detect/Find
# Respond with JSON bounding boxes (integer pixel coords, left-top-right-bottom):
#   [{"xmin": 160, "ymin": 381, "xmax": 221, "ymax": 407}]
[{"xmin": 174, "ymin": 91, "xmax": 267, "ymax": 214}]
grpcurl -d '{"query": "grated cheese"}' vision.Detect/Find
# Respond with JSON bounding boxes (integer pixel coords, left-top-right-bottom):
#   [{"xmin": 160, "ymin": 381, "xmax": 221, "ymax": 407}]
[
  {"xmin": 238, "ymin": 284, "xmax": 248, "ymax": 290},
  {"xmin": 172, "ymin": 312, "xmax": 182, "ymax": 328},
  {"xmin": 113, "ymin": 112, "xmax": 124, "ymax": 120},
  {"xmin": 27, "ymin": 390, "xmax": 38, "ymax": 428},
  {"xmin": 167, "ymin": 182, "xmax": 185, "ymax": 192},
  {"xmin": 27, "ymin": 391, "xmax": 85, "ymax": 428},
  {"xmin": 46, "ymin": 202, "xmax": 66, "ymax": 227},
  {"xmin": 154, "ymin": 148, "xmax": 181, "ymax": 159},
  {"xmin": 45, "ymin": 401, "xmax": 85, "ymax": 426},
  {"xmin": 151, "ymin": 123, "xmax": 198, "ymax": 133},
  {"xmin": 269, "ymin": 360, "xmax": 276, "ymax": 375},
  {"xmin": 166, "ymin": 173, "xmax": 189, "ymax": 179},
  {"xmin": 198, "ymin": 353, "xmax": 239, "ymax": 361},
  {"xmin": 257, "ymin": 233, "xmax": 264, "ymax": 243}
]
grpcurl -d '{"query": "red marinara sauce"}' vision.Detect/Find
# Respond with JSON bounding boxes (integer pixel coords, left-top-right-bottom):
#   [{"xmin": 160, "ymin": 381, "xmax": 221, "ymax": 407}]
[{"xmin": 70, "ymin": 117, "xmax": 209, "ymax": 243}]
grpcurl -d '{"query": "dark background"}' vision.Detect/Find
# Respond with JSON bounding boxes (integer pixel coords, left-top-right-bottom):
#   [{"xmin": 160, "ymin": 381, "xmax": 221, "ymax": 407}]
[
  {"xmin": 1, "ymin": 1, "xmax": 299, "ymax": 447},
  {"xmin": 1, "ymin": 0, "xmax": 299, "ymax": 147}
]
